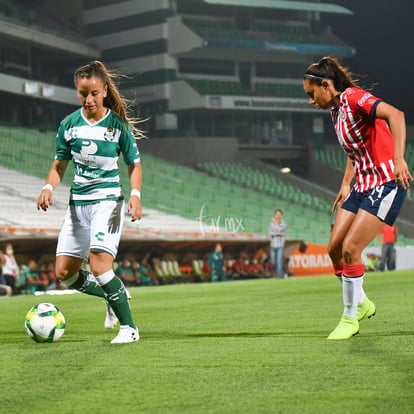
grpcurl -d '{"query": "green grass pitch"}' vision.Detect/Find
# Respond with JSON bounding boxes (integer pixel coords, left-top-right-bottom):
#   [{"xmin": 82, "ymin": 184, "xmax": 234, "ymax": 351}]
[{"xmin": 0, "ymin": 271, "xmax": 413, "ymax": 414}]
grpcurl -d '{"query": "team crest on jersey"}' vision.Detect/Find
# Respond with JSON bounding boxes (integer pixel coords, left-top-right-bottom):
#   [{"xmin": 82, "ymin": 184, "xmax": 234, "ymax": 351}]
[
  {"xmin": 340, "ymin": 108, "xmax": 346, "ymax": 121},
  {"xmin": 104, "ymin": 127, "xmax": 115, "ymax": 141}
]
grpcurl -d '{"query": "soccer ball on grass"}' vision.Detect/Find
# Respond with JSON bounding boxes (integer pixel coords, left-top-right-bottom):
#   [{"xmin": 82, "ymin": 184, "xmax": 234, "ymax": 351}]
[{"xmin": 25, "ymin": 303, "xmax": 66, "ymax": 343}]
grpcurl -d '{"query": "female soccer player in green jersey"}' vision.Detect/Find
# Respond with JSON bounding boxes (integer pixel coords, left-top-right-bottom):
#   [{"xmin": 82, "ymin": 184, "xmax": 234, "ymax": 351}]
[{"xmin": 37, "ymin": 60, "xmax": 144, "ymax": 343}]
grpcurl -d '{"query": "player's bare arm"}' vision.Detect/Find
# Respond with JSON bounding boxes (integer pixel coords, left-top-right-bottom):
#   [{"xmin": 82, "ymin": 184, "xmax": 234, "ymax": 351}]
[
  {"xmin": 333, "ymin": 157, "xmax": 354, "ymax": 211},
  {"xmin": 37, "ymin": 160, "xmax": 68, "ymax": 211},
  {"xmin": 127, "ymin": 163, "xmax": 142, "ymax": 221},
  {"xmin": 376, "ymin": 101, "xmax": 412, "ymax": 189}
]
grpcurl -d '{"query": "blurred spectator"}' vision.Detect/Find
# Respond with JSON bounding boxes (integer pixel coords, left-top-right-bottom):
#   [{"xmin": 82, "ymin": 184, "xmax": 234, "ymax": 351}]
[
  {"xmin": 115, "ymin": 257, "xmax": 139, "ymax": 287},
  {"xmin": 244, "ymin": 259, "xmax": 258, "ymax": 277},
  {"xmin": 0, "ymin": 250, "xmax": 12, "ymax": 297},
  {"xmin": 363, "ymin": 252, "xmax": 381, "ymax": 272},
  {"xmin": 141, "ymin": 253, "xmax": 159, "ymax": 285},
  {"xmin": 15, "ymin": 264, "xmax": 29, "ymax": 294},
  {"xmin": 229, "ymin": 256, "xmax": 255, "ymax": 280},
  {"xmin": 2, "ymin": 243, "xmax": 20, "ymax": 294},
  {"xmin": 130, "ymin": 260, "xmax": 141, "ymax": 286},
  {"xmin": 137, "ymin": 259, "xmax": 153, "ymax": 286},
  {"xmin": 253, "ymin": 247, "xmax": 267, "ymax": 264},
  {"xmin": 377, "ymin": 224, "xmax": 398, "ymax": 271},
  {"xmin": 202, "ymin": 256, "xmax": 211, "ymax": 277},
  {"xmin": 20, "ymin": 259, "xmax": 49, "ymax": 294},
  {"xmin": 208, "ymin": 243, "xmax": 227, "ymax": 282},
  {"xmin": 0, "ymin": 278, "xmax": 12, "ymax": 296},
  {"xmin": 268, "ymin": 209, "xmax": 288, "ymax": 278},
  {"xmin": 139, "ymin": 254, "xmax": 159, "ymax": 285},
  {"xmin": 252, "ymin": 259, "xmax": 266, "ymax": 278},
  {"xmin": 251, "ymin": 247, "xmax": 273, "ymax": 278},
  {"xmin": 262, "ymin": 256, "xmax": 274, "ymax": 278},
  {"xmin": 41, "ymin": 261, "xmax": 68, "ymax": 290}
]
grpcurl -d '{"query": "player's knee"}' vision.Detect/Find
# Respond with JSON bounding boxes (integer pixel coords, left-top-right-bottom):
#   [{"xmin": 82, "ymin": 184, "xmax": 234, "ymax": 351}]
[
  {"xmin": 341, "ymin": 240, "xmax": 360, "ymax": 264},
  {"xmin": 55, "ymin": 268, "xmax": 71, "ymax": 281},
  {"xmin": 327, "ymin": 242, "xmax": 341, "ymax": 261}
]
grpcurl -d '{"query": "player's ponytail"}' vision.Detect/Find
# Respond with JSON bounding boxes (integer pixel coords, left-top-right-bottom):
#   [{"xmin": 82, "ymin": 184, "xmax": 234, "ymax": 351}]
[
  {"xmin": 74, "ymin": 60, "xmax": 145, "ymax": 139},
  {"xmin": 305, "ymin": 56, "xmax": 359, "ymax": 92}
]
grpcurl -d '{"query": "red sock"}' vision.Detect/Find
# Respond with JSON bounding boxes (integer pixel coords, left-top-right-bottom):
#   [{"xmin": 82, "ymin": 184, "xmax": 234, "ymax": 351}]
[
  {"xmin": 333, "ymin": 263, "xmax": 344, "ymax": 278},
  {"xmin": 343, "ymin": 264, "xmax": 365, "ymax": 278}
]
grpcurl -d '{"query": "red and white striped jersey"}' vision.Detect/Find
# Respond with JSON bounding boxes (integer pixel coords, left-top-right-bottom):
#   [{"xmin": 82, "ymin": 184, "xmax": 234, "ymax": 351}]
[{"xmin": 331, "ymin": 87, "xmax": 395, "ymax": 192}]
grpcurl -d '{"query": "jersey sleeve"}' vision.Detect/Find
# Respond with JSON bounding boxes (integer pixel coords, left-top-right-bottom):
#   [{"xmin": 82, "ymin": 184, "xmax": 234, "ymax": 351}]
[
  {"xmin": 348, "ymin": 89, "xmax": 382, "ymax": 119},
  {"xmin": 119, "ymin": 123, "xmax": 141, "ymax": 165},
  {"xmin": 55, "ymin": 121, "xmax": 72, "ymax": 160}
]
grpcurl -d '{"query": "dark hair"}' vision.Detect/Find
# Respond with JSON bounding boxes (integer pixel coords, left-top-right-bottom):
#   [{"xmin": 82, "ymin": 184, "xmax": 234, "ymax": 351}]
[
  {"xmin": 274, "ymin": 209, "xmax": 283, "ymax": 215},
  {"xmin": 304, "ymin": 56, "xmax": 359, "ymax": 92},
  {"xmin": 74, "ymin": 60, "xmax": 145, "ymax": 139}
]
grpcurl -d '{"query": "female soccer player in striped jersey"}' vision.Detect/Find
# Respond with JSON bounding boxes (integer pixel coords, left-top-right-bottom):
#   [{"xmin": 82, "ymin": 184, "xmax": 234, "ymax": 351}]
[
  {"xmin": 303, "ymin": 56, "xmax": 412, "ymax": 339},
  {"xmin": 37, "ymin": 60, "xmax": 144, "ymax": 344}
]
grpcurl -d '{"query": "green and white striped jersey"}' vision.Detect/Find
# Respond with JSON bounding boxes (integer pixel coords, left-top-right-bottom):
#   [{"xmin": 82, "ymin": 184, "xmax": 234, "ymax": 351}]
[{"xmin": 55, "ymin": 108, "xmax": 140, "ymax": 206}]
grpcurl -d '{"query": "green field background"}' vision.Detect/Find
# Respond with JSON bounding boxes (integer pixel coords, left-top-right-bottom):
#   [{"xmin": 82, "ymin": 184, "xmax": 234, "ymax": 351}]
[{"xmin": 0, "ymin": 271, "xmax": 413, "ymax": 414}]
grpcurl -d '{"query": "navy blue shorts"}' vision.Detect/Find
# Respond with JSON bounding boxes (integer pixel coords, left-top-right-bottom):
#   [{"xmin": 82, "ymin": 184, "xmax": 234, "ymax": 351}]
[{"xmin": 341, "ymin": 181, "xmax": 407, "ymax": 225}]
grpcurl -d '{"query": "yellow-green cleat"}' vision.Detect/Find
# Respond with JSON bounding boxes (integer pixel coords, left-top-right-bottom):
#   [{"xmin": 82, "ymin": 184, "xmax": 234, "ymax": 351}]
[
  {"xmin": 357, "ymin": 298, "xmax": 376, "ymax": 321},
  {"xmin": 327, "ymin": 315, "xmax": 359, "ymax": 340}
]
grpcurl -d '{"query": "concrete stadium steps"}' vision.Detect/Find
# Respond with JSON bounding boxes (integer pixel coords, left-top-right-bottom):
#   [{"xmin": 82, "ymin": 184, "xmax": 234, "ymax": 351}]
[{"xmin": 0, "ymin": 166, "xmax": 203, "ymax": 233}]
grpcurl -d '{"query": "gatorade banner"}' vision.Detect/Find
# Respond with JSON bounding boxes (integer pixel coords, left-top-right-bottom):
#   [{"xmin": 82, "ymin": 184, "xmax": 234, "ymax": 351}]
[{"xmin": 288, "ymin": 243, "xmax": 332, "ymax": 276}]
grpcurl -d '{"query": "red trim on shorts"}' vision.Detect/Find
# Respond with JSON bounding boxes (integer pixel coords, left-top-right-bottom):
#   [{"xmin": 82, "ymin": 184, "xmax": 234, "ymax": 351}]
[
  {"xmin": 343, "ymin": 264, "xmax": 365, "ymax": 278},
  {"xmin": 333, "ymin": 263, "xmax": 344, "ymax": 277}
]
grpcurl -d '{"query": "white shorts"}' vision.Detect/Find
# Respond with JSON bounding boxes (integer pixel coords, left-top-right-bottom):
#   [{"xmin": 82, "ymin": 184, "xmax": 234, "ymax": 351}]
[{"xmin": 56, "ymin": 200, "xmax": 125, "ymax": 260}]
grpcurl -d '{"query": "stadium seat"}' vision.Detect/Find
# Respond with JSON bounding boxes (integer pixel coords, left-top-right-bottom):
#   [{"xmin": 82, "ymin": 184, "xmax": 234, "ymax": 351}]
[
  {"xmin": 152, "ymin": 261, "xmax": 173, "ymax": 285},
  {"xmin": 192, "ymin": 260, "xmax": 209, "ymax": 282}
]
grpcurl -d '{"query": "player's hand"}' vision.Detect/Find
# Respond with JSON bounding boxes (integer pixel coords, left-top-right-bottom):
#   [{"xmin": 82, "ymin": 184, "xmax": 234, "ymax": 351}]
[
  {"xmin": 394, "ymin": 159, "xmax": 412, "ymax": 189},
  {"xmin": 128, "ymin": 196, "xmax": 142, "ymax": 222},
  {"xmin": 332, "ymin": 184, "xmax": 350, "ymax": 212},
  {"xmin": 37, "ymin": 189, "xmax": 53, "ymax": 211}
]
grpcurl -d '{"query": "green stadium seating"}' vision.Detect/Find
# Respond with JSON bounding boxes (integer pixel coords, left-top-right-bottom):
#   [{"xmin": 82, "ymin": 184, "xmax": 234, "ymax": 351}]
[
  {"xmin": 253, "ymin": 22, "xmax": 333, "ymax": 45},
  {"xmin": 183, "ymin": 18, "xmax": 248, "ymax": 40},
  {"xmin": 186, "ymin": 79, "xmax": 251, "ymax": 96},
  {"xmin": 6, "ymin": 123, "xmax": 402, "ymax": 245},
  {"xmin": 197, "ymin": 161, "xmax": 334, "ymax": 243},
  {"xmin": 255, "ymin": 83, "xmax": 305, "ymax": 98},
  {"xmin": 0, "ymin": 124, "xmax": 73, "ymax": 186}
]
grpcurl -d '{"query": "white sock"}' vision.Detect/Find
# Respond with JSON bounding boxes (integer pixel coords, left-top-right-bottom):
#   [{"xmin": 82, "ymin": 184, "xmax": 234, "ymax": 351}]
[
  {"xmin": 65, "ymin": 272, "xmax": 80, "ymax": 286},
  {"xmin": 95, "ymin": 269, "xmax": 115, "ymax": 286},
  {"xmin": 342, "ymin": 276, "xmax": 364, "ymax": 318},
  {"xmin": 359, "ymin": 287, "xmax": 367, "ymax": 305}
]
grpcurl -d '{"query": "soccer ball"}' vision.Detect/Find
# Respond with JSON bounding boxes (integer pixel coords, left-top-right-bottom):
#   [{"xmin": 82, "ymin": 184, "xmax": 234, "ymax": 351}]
[{"xmin": 24, "ymin": 303, "xmax": 66, "ymax": 343}]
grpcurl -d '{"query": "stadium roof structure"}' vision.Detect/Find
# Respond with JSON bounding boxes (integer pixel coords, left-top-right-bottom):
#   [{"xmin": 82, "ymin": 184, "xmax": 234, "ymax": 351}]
[{"xmin": 203, "ymin": 0, "xmax": 353, "ymax": 14}]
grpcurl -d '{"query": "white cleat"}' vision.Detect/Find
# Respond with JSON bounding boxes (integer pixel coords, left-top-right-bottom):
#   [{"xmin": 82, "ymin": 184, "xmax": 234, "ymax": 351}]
[
  {"xmin": 104, "ymin": 302, "xmax": 119, "ymax": 330},
  {"xmin": 110, "ymin": 325, "xmax": 140, "ymax": 344}
]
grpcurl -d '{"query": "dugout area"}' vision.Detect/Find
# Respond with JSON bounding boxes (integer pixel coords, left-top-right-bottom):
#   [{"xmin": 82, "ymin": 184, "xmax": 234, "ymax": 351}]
[{"xmin": 0, "ymin": 229, "xmax": 302, "ymax": 276}]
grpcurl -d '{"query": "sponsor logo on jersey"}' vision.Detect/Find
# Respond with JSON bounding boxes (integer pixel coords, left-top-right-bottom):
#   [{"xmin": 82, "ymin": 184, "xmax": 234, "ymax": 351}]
[
  {"xmin": 358, "ymin": 92, "xmax": 372, "ymax": 107},
  {"xmin": 80, "ymin": 140, "xmax": 98, "ymax": 166}
]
